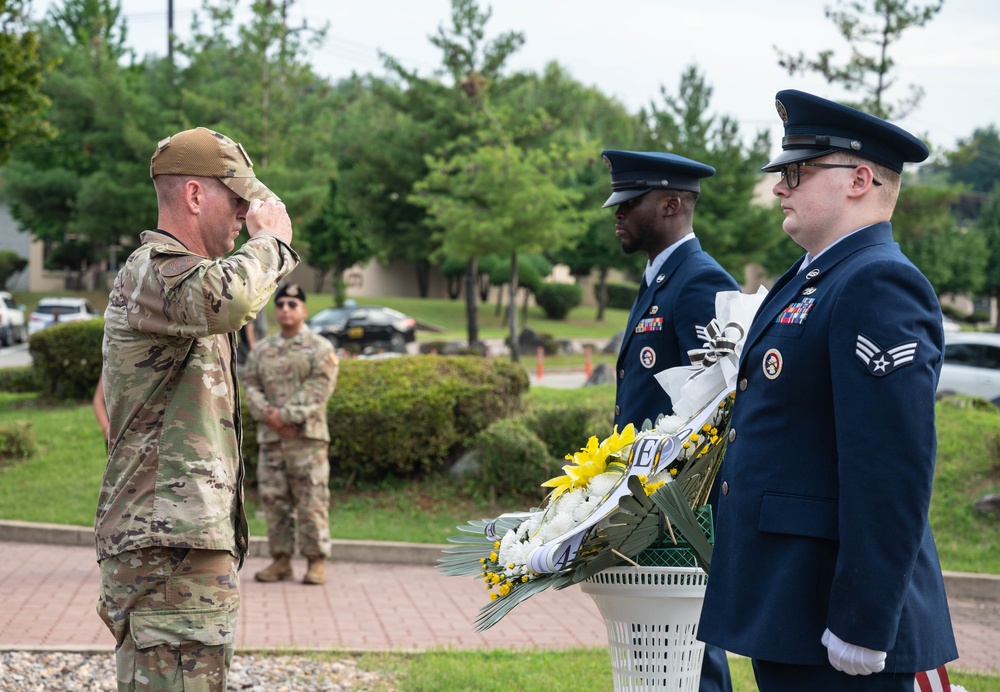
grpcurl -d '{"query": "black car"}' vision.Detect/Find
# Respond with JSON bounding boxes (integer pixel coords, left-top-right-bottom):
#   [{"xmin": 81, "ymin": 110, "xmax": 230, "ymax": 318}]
[{"xmin": 307, "ymin": 305, "xmax": 417, "ymax": 352}]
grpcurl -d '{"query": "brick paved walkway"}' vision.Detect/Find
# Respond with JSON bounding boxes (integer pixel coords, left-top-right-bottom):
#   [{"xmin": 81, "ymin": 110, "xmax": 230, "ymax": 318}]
[{"xmin": 0, "ymin": 541, "xmax": 996, "ymax": 676}]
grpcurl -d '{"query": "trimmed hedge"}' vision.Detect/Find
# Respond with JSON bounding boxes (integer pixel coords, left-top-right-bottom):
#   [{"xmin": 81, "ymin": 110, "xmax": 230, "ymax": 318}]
[
  {"xmin": 29, "ymin": 319, "xmax": 104, "ymax": 400},
  {"xmin": 524, "ymin": 401, "xmax": 614, "ymax": 460},
  {"xmin": 241, "ymin": 355, "xmax": 529, "ymax": 487},
  {"xmin": 472, "ymin": 417, "xmax": 555, "ymax": 502},
  {"xmin": 0, "ymin": 365, "xmax": 44, "ymax": 393},
  {"xmin": 535, "ymin": 282, "xmax": 583, "ymax": 320},
  {"xmin": 602, "ymin": 281, "xmax": 639, "ymax": 310}
]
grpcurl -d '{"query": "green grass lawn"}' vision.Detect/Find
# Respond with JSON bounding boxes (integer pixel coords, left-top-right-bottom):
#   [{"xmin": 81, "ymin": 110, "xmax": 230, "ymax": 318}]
[
  {"xmin": 1, "ymin": 387, "xmax": 998, "ymax": 575},
  {"xmin": 271, "ymin": 650, "xmax": 1000, "ymax": 691}
]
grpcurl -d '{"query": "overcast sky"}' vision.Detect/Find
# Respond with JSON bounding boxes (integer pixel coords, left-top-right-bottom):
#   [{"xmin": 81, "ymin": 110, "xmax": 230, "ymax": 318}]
[{"xmin": 31, "ymin": 0, "xmax": 1000, "ymax": 160}]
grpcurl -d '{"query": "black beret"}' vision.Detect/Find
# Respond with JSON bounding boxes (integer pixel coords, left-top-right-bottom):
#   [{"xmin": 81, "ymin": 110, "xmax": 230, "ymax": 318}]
[
  {"xmin": 762, "ymin": 89, "xmax": 929, "ymax": 174},
  {"xmin": 274, "ymin": 283, "xmax": 306, "ymax": 303},
  {"xmin": 601, "ymin": 150, "xmax": 715, "ymax": 208}
]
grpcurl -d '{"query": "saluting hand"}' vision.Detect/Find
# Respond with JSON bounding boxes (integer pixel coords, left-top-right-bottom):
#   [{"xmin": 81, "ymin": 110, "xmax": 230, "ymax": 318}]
[{"xmin": 247, "ymin": 198, "xmax": 293, "ymax": 246}]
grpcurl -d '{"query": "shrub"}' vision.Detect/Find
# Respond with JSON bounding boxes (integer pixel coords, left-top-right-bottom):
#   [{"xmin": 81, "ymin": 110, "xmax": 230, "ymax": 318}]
[
  {"xmin": 472, "ymin": 417, "xmax": 556, "ymax": 502},
  {"xmin": 0, "ymin": 421, "xmax": 35, "ymax": 465},
  {"xmin": 602, "ymin": 281, "xmax": 639, "ymax": 310},
  {"xmin": 0, "ymin": 366, "xmax": 43, "ymax": 393},
  {"xmin": 29, "ymin": 319, "xmax": 104, "ymax": 400},
  {"xmin": 525, "ymin": 401, "xmax": 614, "ymax": 459},
  {"xmin": 241, "ymin": 355, "xmax": 529, "ymax": 488},
  {"xmin": 535, "ymin": 283, "xmax": 583, "ymax": 320}
]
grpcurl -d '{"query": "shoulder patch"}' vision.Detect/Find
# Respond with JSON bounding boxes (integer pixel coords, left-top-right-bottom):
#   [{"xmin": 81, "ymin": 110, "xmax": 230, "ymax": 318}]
[{"xmin": 160, "ymin": 256, "xmax": 202, "ymax": 277}]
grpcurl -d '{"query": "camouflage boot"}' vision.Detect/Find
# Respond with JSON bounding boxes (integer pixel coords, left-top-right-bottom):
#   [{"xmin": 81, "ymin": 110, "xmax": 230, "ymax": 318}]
[
  {"xmin": 303, "ymin": 556, "xmax": 327, "ymax": 585},
  {"xmin": 254, "ymin": 555, "xmax": 293, "ymax": 582}
]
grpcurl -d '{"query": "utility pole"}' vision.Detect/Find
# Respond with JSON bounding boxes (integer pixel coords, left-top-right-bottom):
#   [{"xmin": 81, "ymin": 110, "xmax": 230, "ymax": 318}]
[{"xmin": 167, "ymin": 0, "xmax": 174, "ymax": 60}]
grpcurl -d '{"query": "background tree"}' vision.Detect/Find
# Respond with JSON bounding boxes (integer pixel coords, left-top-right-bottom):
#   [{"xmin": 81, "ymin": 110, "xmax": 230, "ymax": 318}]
[
  {"xmin": 0, "ymin": 0, "xmax": 54, "ymax": 165},
  {"xmin": 975, "ymin": 185, "xmax": 1000, "ymax": 330},
  {"xmin": 300, "ymin": 178, "xmax": 376, "ymax": 306},
  {"xmin": 774, "ymin": 0, "xmax": 945, "ymax": 119},
  {"xmin": 944, "ymin": 125, "xmax": 1000, "ymax": 195},
  {"xmin": 4, "ymin": 0, "xmax": 162, "ymax": 286},
  {"xmin": 382, "ymin": 0, "xmax": 525, "ymax": 344},
  {"xmin": 892, "ymin": 184, "xmax": 986, "ymax": 297},
  {"xmin": 0, "ymin": 249, "xmax": 28, "ymax": 288},
  {"xmin": 413, "ymin": 141, "xmax": 582, "ymax": 360},
  {"xmin": 646, "ymin": 65, "xmax": 783, "ymax": 285},
  {"xmin": 174, "ymin": 0, "xmax": 337, "ymax": 224}
]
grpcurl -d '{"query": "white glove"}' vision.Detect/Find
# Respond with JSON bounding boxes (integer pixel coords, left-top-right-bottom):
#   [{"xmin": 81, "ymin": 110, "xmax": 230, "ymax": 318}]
[{"xmin": 821, "ymin": 628, "xmax": 887, "ymax": 675}]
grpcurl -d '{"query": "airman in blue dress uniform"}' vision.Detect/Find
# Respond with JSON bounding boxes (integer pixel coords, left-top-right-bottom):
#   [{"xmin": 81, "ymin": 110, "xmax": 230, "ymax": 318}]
[
  {"xmin": 604, "ymin": 149, "xmax": 738, "ymax": 692},
  {"xmin": 698, "ymin": 90, "xmax": 958, "ymax": 691}
]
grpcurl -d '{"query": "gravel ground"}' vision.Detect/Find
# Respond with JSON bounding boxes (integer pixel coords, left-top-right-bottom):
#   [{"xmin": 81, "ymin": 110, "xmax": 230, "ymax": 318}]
[{"xmin": 0, "ymin": 651, "xmax": 395, "ymax": 691}]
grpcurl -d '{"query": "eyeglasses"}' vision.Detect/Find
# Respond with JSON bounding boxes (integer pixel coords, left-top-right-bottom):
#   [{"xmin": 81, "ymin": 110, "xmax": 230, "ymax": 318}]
[
  {"xmin": 778, "ymin": 162, "xmax": 882, "ymax": 189},
  {"xmin": 275, "ymin": 299, "xmax": 301, "ymax": 309}
]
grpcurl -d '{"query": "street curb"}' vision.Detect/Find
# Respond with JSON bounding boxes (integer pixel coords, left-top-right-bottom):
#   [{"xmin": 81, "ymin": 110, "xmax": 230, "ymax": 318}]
[
  {"xmin": 0, "ymin": 520, "xmax": 448, "ymax": 567},
  {"xmin": 1, "ymin": 520, "xmax": 996, "ymax": 602}
]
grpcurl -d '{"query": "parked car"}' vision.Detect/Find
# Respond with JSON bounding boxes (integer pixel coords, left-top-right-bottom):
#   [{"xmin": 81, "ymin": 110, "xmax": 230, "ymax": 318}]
[
  {"xmin": 307, "ymin": 305, "xmax": 417, "ymax": 352},
  {"xmin": 28, "ymin": 297, "xmax": 101, "ymax": 336},
  {"xmin": 937, "ymin": 331, "xmax": 1000, "ymax": 405},
  {"xmin": 0, "ymin": 291, "xmax": 27, "ymax": 346}
]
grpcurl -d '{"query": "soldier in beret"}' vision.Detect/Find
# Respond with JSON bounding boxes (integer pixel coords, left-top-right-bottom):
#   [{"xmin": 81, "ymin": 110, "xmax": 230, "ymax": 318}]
[
  {"xmin": 603, "ymin": 149, "xmax": 738, "ymax": 692},
  {"xmin": 95, "ymin": 127, "xmax": 297, "ymax": 690},
  {"xmin": 243, "ymin": 283, "xmax": 339, "ymax": 586},
  {"xmin": 699, "ymin": 91, "xmax": 958, "ymax": 690}
]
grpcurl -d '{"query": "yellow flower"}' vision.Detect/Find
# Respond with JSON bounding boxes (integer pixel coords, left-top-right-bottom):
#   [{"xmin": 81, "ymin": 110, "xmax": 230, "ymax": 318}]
[
  {"xmin": 489, "ymin": 551, "xmax": 498, "ymax": 562},
  {"xmin": 493, "ymin": 541, "xmax": 500, "ymax": 549},
  {"xmin": 521, "ymin": 575, "xmax": 529, "ymax": 583},
  {"xmin": 490, "ymin": 592, "xmax": 499, "ymax": 601},
  {"xmin": 702, "ymin": 423, "xmax": 712, "ymax": 433},
  {"xmin": 540, "ymin": 424, "xmax": 635, "ymax": 499},
  {"xmin": 499, "ymin": 583, "xmax": 511, "ymax": 596}
]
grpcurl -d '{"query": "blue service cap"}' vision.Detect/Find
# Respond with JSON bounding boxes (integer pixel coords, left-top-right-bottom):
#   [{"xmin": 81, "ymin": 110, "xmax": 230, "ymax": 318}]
[
  {"xmin": 762, "ymin": 89, "xmax": 929, "ymax": 174},
  {"xmin": 601, "ymin": 150, "xmax": 715, "ymax": 208}
]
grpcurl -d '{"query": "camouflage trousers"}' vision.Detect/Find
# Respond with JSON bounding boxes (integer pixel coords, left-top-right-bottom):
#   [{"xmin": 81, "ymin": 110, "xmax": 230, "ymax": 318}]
[
  {"xmin": 97, "ymin": 547, "xmax": 239, "ymax": 692},
  {"xmin": 257, "ymin": 437, "xmax": 331, "ymax": 558}
]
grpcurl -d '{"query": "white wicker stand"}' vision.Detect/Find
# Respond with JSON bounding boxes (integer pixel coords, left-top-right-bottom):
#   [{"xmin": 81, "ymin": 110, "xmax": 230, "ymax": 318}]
[{"xmin": 581, "ymin": 566, "xmax": 708, "ymax": 691}]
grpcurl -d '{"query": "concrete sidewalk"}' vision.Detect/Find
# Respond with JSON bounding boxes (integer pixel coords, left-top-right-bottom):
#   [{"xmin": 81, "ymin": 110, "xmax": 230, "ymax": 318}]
[{"xmin": 0, "ymin": 528, "xmax": 997, "ymax": 676}]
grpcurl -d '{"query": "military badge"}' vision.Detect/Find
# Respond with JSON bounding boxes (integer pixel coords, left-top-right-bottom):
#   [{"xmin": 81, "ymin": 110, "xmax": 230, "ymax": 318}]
[
  {"xmin": 635, "ymin": 317, "xmax": 663, "ymax": 333},
  {"xmin": 775, "ymin": 99, "xmax": 788, "ymax": 123},
  {"xmin": 639, "ymin": 346, "xmax": 656, "ymax": 369},
  {"xmin": 855, "ymin": 334, "xmax": 918, "ymax": 376},
  {"xmin": 776, "ymin": 297, "xmax": 815, "ymax": 325},
  {"xmin": 802, "ymin": 287, "xmax": 817, "ymax": 295},
  {"xmin": 806, "ymin": 269, "xmax": 820, "ymax": 279},
  {"xmin": 656, "ymin": 274, "xmax": 665, "ymax": 284},
  {"xmin": 602, "ymin": 154, "xmax": 613, "ymax": 172},
  {"xmin": 763, "ymin": 348, "xmax": 782, "ymax": 380},
  {"xmin": 649, "ymin": 305, "xmax": 659, "ymax": 315}
]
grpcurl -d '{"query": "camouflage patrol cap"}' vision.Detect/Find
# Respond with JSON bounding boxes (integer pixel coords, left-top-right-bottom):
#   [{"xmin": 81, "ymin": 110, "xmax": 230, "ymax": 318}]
[{"xmin": 150, "ymin": 127, "xmax": 278, "ymax": 201}]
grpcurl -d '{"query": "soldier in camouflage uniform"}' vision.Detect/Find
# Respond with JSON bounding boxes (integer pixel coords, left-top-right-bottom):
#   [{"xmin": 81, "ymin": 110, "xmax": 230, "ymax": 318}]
[
  {"xmin": 95, "ymin": 127, "xmax": 298, "ymax": 691},
  {"xmin": 243, "ymin": 284, "xmax": 339, "ymax": 585}
]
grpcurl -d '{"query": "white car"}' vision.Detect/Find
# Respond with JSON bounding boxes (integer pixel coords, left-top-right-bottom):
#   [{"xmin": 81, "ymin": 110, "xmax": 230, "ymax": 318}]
[
  {"xmin": 28, "ymin": 297, "xmax": 100, "ymax": 336},
  {"xmin": 0, "ymin": 291, "xmax": 27, "ymax": 346},
  {"xmin": 937, "ymin": 331, "xmax": 1000, "ymax": 405}
]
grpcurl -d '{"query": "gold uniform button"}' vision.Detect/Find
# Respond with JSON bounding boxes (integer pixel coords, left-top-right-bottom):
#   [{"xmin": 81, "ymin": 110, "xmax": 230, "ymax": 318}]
[
  {"xmin": 722, "ymin": 481, "xmax": 729, "ymax": 496},
  {"xmin": 728, "ymin": 428, "xmax": 737, "ymax": 443},
  {"xmin": 739, "ymin": 378, "xmax": 748, "ymax": 391},
  {"xmin": 615, "ymin": 405, "xmax": 621, "ymax": 417}
]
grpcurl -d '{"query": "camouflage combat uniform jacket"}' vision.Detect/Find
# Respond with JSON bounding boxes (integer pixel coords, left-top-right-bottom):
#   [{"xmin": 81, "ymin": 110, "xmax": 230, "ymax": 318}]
[
  {"xmin": 243, "ymin": 329, "xmax": 338, "ymax": 443},
  {"xmin": 95, "ymin": 230, "xmax": 298, "ymax": 567}
]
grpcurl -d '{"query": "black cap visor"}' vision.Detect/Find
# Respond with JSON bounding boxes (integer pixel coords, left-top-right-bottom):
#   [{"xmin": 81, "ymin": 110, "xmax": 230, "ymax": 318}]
[
  {"xmin": 603, "ymin": 188, "xmax": 651, "ymax": 209},
  {"xmin": 761, "ymin": 146, "xmax": 838, "ymax": 172}
]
